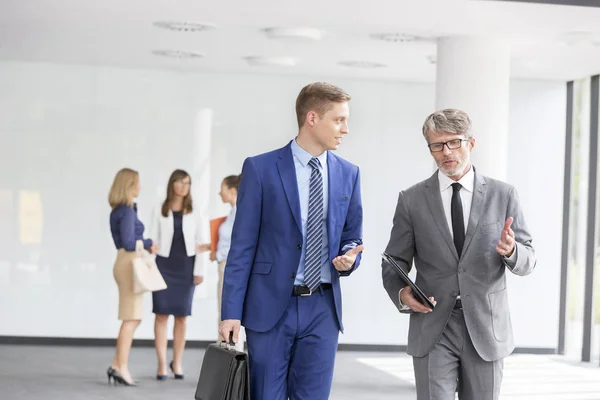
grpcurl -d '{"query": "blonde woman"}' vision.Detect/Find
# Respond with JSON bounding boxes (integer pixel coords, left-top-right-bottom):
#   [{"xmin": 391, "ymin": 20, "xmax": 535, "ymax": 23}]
[
  {"xmin": 148, "ymin": 169, "xmax": 208, "ymax": 380},
  {"xmin": 107, "ymin": 168, "xmax": 158, "ymax": 386}
]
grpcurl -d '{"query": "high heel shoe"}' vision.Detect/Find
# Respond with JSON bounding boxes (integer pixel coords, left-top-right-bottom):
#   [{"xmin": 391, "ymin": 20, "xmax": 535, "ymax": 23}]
[
  {"xmin": 107, "ymin": 367, "xmax": 137, "ymax": 386},
  {"xmin": 169, "ymin": 361, "xmax": 184, "ymax": 380},
  {"xmin": 107, "ymin": 367, "xmax": 115, "ymax": 385}
]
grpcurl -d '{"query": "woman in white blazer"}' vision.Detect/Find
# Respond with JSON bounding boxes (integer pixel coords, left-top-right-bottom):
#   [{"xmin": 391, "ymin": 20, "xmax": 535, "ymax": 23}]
[{"xmin": 148, "ymin": 169, "xmax": 208, "ymax": 380}]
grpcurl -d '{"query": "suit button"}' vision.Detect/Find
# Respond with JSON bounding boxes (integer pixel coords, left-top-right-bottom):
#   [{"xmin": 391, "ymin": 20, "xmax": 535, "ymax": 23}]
[
  {"xmin": 291, "ymin": 273, "xmax": 296, "ymax": 279},
  {"xmin": 451, "ymin": 291, "xmax": 458, "ymax": 297},
  {"xmin": 458, "ymin": 268, "xmax": 465, "ymax": 274},
  {"xmin": 297, "ymin": 244, "xmax": 302, "ymax": 250}
]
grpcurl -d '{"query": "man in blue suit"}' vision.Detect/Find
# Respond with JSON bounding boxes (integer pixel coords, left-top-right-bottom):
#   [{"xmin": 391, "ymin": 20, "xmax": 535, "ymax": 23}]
[{"xmin": 219, "ymin": 82, "xmax": 364, "ymax": 400}]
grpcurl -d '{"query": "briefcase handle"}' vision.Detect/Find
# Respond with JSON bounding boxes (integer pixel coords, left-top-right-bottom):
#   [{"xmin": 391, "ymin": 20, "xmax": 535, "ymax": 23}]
[{"xmin": 218, "ymin": 332, "xmax": 237, "ymax": 351}]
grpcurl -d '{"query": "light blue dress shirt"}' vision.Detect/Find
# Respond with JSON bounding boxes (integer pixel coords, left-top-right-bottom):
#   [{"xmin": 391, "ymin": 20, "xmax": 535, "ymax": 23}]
[
  {"xmin": 216, "ymin": 205, "xmax": 236, "ymax": 263},
  {"xmin": 291, "ymin": 138, "xmax": 331, "ymax": 285}
]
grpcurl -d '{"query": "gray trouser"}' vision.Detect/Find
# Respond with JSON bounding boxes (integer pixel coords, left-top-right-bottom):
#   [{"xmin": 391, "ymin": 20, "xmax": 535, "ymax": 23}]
[{"xmin": 413, "ymin": 309, "xmax": 503, "ymax": 400}]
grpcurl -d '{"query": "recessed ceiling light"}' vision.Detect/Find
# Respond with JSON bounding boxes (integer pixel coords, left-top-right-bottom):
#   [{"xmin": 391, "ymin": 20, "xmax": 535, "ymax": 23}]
[
  {"xmin": 263, "ymin": 27, "xmax": 324, "ymax": 41},
  {"xmin": 153, "ymin": 21, "xmax": 217, "ymax": 32},
  {"xmin": 560, "ymin": 30, "xmax": 596, "ymax": 46},
  {"xmin": 370, "ymin": 33, "xmax": 434, "ymax": 44},
  {"xmin": 243, "ymin": 56, "xmax": 296, "ymax": 67},
  {"xmin": 337, "ymin": 61, "xmax": 387, "ymax": 69},
  {"xmin": 152, "ymin": 50, "xmax": 205, "ymax": 59}
]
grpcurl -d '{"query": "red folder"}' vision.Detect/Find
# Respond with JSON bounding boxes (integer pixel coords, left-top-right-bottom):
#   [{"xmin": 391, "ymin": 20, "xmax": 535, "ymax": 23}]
[{"xmin": 210, "ymin": 217, "xmax": 227, "ymax": 253}]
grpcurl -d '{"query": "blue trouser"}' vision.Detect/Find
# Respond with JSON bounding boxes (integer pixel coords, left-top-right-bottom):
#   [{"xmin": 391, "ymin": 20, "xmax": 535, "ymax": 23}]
[{"xmin": 245, "ymin": 288, "xmax": 339, "ymax": 400}]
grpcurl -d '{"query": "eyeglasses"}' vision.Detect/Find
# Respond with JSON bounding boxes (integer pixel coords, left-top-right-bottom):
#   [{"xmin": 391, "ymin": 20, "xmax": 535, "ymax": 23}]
[
  {"xmin": 175, "ymin": 180, "xmax": 191, "ymax": 186},
  {"xmin": 427, "ymin": 138, "xmax": 470, "ymax": 152}
]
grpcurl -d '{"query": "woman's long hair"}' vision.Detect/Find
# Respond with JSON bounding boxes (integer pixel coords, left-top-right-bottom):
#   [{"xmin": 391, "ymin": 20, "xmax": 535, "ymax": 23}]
[{"xmin": 161, "ymin": 169, "xmax": 193, "ymax": 217}]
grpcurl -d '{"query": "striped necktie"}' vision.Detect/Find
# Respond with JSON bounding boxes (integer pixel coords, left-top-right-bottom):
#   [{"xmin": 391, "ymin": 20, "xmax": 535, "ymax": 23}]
[{"xmin": 303, "ymin": 157, "xmax": 324, "ymax": 291}]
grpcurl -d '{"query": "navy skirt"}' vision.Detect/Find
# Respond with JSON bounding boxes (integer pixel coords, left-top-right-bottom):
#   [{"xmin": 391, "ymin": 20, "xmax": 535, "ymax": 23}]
[{"xmin": 152, "ymin": 211, "xmax": 196, "ymax": 316}]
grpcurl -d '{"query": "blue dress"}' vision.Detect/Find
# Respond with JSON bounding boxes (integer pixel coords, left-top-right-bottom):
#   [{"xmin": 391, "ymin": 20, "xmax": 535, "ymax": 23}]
[{"xmin": 152, "ymin": 211, "xmax": 196, "ymax": 316}]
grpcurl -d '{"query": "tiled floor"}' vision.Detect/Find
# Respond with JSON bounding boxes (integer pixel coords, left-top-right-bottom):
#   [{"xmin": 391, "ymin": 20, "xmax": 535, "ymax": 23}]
[
  {"xmin": 1, "ymin": 344, "xmax": 600, "ymax": 399},
  {"xmin": 357, "ymin": 353, "xmax": 600, "ymax": 399}
]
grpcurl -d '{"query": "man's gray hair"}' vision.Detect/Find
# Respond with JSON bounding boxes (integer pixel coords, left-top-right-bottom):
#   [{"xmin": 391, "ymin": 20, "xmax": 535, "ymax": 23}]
[{"xmin": 422, "ymin": 109, "xmax": 472, "ymax": 140}]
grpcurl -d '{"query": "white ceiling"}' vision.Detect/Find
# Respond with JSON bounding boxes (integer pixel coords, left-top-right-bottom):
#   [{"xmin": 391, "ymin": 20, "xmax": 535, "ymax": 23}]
[{"xmin": 1, "ymin": 0, "xmax": 600, "ymax": 82}]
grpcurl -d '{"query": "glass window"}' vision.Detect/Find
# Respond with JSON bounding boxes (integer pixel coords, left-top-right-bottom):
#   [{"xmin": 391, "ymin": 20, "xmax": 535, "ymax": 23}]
[{"xmin": 564, "ymin": 77, "xmax": 591, "ymax": 360}]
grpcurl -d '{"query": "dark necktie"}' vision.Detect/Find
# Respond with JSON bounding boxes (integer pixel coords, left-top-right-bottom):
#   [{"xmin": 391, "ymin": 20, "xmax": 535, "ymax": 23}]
[
  {"xmin": 451, "ymin": 183, "xmax": 465, "ymax": 257},
  {"xmin": 303, "ymin": 158, "xmax": 324, "ymax": 291}
]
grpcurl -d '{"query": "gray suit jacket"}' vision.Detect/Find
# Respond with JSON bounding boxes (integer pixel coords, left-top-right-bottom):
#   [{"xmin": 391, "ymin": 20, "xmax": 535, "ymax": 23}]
[{"xmin": 382, "ymin": 169, "xmax": 536, "ymax": 362}]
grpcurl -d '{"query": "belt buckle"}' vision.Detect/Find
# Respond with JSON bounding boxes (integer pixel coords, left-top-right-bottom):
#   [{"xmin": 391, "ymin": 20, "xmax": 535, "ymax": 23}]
[{"xmin": 300, "ymin": 288, "xmax": 312, "ymax": 296}]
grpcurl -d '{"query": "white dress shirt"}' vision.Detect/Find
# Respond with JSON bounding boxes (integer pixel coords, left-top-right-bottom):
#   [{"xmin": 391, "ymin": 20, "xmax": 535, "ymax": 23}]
[{"xmin": 438, "ymin": 166, "xmax": 475, "ymax": 238}]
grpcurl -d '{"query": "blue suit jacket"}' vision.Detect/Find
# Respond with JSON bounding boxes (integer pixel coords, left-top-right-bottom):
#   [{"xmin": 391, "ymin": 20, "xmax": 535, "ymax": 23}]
[{"xmin": 221, "ymin": 141, "xmax": 363, "ymax": 333}]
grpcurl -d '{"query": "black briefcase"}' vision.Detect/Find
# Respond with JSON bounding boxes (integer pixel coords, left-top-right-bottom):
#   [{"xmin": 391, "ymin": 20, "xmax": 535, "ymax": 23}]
[{"xmin": 195, "ymin": 337, "xmax": 250, "ymax": 400}]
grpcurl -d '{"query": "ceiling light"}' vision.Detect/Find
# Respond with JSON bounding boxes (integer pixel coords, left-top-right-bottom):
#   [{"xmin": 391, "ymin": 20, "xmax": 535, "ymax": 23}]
[
  {"xmin": 337, "ymin": 61, "xmax": 387, "ymax": 69},
  {"xmin": 152, "ymin": 50, "xmax": 205, "ymax": 59},
  {"xmin": 560, "ymin": 30, "xmax": 596, "ymax": 46},
  {"xmin": 153, "ymin": 21, "xmax": 217, "ymax": 32},
  {"xmin": 263, "ymin": 27, "xmax": 324, "ymax": 41},
  {"xmin": 370, "ymin": 33, "xmax": 434, "ymax": 44},
  {"xmin": 243, "ymin": 56, "xmax": 296, "ymax": 67}
]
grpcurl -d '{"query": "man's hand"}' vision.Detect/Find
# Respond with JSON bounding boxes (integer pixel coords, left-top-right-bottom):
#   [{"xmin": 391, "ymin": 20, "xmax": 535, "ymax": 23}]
[
  {"xmin": 193, "ymin": 275, "xmax": 204, "ymax": 285},
  {"xmin": 400, "ymin": 286, "xmax": 436, "ymax": 313},
  {"xmin": 219, "ymin": 319, "xmax": 241, "ymax": 344},
  {"xmin": 495, "ymin": 217, "xmax": 515, "ymax": 257},
  {"xmin": 332, "ymin": 245, "xmax": 365, "ymax": 271},
  {"xmin": 210, "ymin": 251, "xmax": 217, "ymax": 262}
]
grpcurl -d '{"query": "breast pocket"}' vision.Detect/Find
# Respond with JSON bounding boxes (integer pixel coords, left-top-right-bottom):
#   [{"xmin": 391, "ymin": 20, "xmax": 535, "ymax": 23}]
[
  {"xmin": 251, "ymin": 262, "xmax": 272, "ymax": 275},
  {"xmin": 480, "ymin": 221, "xmax": 502, "ymax": 234},
  {"xmin": 478, "ymin": 221, "xmax": 503, "ymax": 262}
]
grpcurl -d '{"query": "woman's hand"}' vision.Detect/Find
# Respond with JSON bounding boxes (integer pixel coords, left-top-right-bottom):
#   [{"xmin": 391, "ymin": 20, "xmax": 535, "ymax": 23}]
[
  {"xmin": 149, "ymin": 243, "xmax": 160, "ymax": 254},
  {"xmin": 196, "ymin": 243, "xmax": 211, "ymax": 253},
  {"xmin": 193, "ymin": 275, "xmax": 204, "ymax": 285},
  {"xmin": 210, "ymin": 251, "xmax": 217, "ymax": 262}
]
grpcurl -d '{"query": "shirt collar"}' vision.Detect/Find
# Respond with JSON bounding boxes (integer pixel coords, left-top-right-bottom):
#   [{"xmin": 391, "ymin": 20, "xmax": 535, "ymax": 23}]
[
  {"xmin": 291, "ymin": 138, "xmax": 327, "ymax": 169},
  {"xmin": 438, "ymin": 165, "xmax": 475, "ymax": 193}
]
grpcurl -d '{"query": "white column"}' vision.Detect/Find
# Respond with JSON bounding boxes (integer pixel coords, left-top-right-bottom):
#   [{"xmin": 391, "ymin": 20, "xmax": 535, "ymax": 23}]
[
  {"xmin": 435, "ymin": 36, "xmax": 511, "ymax": 181},
  {"xmin": 192, "ymin": 108, "xmax": 212, "ymax": 300}
]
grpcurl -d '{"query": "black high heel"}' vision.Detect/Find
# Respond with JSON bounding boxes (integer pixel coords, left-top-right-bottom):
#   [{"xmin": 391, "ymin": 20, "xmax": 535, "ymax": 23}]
[
  {"xmin": 169, "ymin": 361, "xmax": 184, "ymax": 380},
  {"xmin": 107, "ymin": 367, "xmax": 115, "ymax": 385},
  {"xmin": 107, "ymin": 367, "xmax": 137, "ymax": 386}
]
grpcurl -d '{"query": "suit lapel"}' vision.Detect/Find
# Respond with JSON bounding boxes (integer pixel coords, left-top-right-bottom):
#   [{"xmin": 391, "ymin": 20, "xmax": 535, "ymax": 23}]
[
  {"xmin": 277, "ymin": 143, "xmax": 302, "ymax": 232},
  {"xmin": 462, "ymin": 171, "xmax": 487, "ymax": 256},
  {"xmin": 424, "ymin": 171, "xmax": 459, "ymax": 261},
  {"xmin": 327, "ymin": 153, "xmax": 342, "ymax": 258}
]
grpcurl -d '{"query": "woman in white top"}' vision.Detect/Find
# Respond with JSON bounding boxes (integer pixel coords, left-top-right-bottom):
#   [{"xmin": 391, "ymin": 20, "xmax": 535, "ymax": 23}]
[
  {"xmin": 211, "ymin": 174, "xmax": 245, "ymax": 351},
  {"xmin": 148, "ymin": 169, "xmax": 208, "ymax": 380}
]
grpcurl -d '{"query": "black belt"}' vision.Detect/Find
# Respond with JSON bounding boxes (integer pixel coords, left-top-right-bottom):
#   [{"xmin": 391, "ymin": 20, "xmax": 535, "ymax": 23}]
[
  {"xmin": 454, "ymin": 298, "xmax": 463, "ymax": 309},
  {"xmin": 292, "ymin": 283, "xmax": 332, "ymax": 296}
]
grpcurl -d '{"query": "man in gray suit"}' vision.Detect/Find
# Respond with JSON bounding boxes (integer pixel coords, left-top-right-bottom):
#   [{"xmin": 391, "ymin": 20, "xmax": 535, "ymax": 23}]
[{"xmin": 382, "ymin": 109, "xmax": 536, "ymax": 400}]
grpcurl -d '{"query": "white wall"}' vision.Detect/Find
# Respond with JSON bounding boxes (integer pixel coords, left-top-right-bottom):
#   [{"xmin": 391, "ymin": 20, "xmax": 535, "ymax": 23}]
[{"xmin": 0, "ymin": 61, "xmax": 565, "ymax": 349}]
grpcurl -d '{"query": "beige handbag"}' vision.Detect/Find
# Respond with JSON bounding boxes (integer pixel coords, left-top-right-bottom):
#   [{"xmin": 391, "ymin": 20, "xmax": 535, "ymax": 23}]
[{"xmin": 132, "ymin": 240, "xmax": 167, "ymax": 294}]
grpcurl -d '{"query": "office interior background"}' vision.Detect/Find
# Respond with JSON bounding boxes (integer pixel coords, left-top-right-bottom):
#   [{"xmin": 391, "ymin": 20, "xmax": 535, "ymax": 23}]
[{"xmin": 1, "ymin": 0, "xmax": 600, "ymax": 399}]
